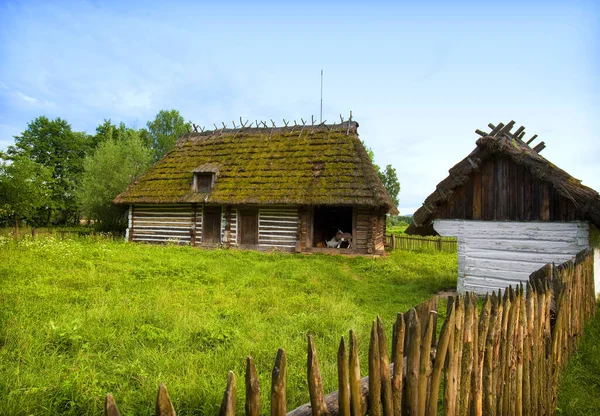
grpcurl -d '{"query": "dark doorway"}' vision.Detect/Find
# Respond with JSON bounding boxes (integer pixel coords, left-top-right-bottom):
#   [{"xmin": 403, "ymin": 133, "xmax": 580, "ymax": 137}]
[
  {"xmin": 202, "ymin": 206, "xmax": 222, "ymax": 244},
  {"xmin": 239, "ymin": 209, "xmax": 258, "ymax": 245},
  {"xmin": 312, "ymin": 206, "xmax": 353, "ymax": 247}
]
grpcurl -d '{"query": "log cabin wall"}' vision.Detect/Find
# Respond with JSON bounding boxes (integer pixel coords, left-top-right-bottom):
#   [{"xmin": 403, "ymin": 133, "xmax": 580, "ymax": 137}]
[
  {"xmin": 257, "ymin": 206, "xmax": 299, "ymax": 251},
  {"xmin": 435, "ymin": 155, "xmax": 581, "ymax": 222},
  {"xmin": 355, "ymin": 208, "xmax": 371, "ymax": 250},
  {"xmin": 130, "ymin": 204, "xmax": 194, "ymax": 244},
  {"xmin": 374, "ymin": 210, "xmax": 387, "ymax": 252}
]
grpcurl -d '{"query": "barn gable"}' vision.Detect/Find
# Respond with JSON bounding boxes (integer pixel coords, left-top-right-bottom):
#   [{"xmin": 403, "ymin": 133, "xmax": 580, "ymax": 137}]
[{"xmin": 406, "ymin": 121, "xmax": 600, "ymax": 295}]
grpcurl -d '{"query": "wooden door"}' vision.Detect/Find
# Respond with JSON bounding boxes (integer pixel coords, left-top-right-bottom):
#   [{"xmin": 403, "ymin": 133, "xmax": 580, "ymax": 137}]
[
  {"xmin": 240, "ymin": 209, "xmax": 258, "ymax": 245},
  {"xmin": 202, "ymin": 206, "xmax": 221, "ymax": 244}
]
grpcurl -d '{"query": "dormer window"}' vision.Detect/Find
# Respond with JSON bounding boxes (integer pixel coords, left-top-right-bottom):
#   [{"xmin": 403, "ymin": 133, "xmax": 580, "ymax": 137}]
[{"xmin": 193, "ymin": 173, "xmax": 214, "ymax": 192}]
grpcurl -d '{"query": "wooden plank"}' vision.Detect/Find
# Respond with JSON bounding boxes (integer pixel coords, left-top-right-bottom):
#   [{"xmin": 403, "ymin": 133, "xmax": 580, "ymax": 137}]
[{"xmin": 473, "ymin": 170, "xmax": 482, "ymax": 220}]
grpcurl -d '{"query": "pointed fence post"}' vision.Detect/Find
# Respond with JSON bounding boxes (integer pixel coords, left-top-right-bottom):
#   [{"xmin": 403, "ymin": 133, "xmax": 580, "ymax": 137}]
[
  {"xmin": 405, "ymin": 308, "xmax": 421, "ymax": 416},
  {"xmin": 105, "ymin": 394, "xmax": 121, "ymax": 416},
  {"xmin": 428, "ymin": 299, "xmax": 454, "ymax": 416},
  {"xmin": 349, "ymin": 330, "xmax": 363, "ymax": 416},
  {"xmin": 307, "ymin": 335, "xmax": 330, "ymax": 415},
  {"xmin": 368, "ymin": 320, "xmax": 382, "ymax": 416},
  {"xmin": 377, "ymin": 316, "xmax": 393, "ymax": 416},
  {"xmin": 392, "ymin": 313, "xmax": 405, "ymax": 416},
  {"xmin": 337, "ymin": 337, "xmax": 350, "ymax": 416},
  {"xmin": 271, "ymin": 349, "xmax": 287, "ymax": 416},
  {"xmin": 156, "ymin": 383, "xmax": 176, "ymax": 416},
  {"xmin": 219, "ymin": 371, "xmax": 236, "ymax": 416},
  {"xmin": 245, "ymin": 357, "xmax": 260, "ymax": 416}
]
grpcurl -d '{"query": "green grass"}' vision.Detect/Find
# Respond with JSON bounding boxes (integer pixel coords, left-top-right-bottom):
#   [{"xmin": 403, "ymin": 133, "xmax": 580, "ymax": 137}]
[
  {"xmin": 0, "ymin": 236, "xmax": 456, "ymax": 415},
  {"xmin": 557, "ymin": 304, "xmax": 600, "ymax": 415},
  {"xmin": 386, "ymin": 224, "xmax": 408, "ymax": 235}
]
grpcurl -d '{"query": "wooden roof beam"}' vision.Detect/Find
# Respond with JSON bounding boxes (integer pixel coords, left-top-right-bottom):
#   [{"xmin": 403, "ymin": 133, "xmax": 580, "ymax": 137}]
[
  {"xmin": 526, "ymin": 134, "xmax": 538, "ymax": 145},
  {"xmin": 532, "ymin": 141, "xmax": 546, "ymax": 153}
]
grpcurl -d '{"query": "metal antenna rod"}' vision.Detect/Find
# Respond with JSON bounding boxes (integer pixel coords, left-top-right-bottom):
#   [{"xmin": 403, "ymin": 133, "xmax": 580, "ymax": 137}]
[{"xmin": 320, "ymin": 69, "xmax": 323, "ymax": 123}]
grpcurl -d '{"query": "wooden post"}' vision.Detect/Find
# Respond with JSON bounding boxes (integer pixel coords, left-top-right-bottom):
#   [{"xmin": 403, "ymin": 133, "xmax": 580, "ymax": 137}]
[
  {"xmin": 376, "ymin": 316, "xmax": 393, "ymax": 416},
  {"xmin": 338, "ymin": 337, "xmax": 350, "ymax": 416},
  {"xmin": 105, "ymin": 394, "xmax": 121, "ymax": 416},
  {"xmin": 444, "ymin": 297, "xmax": 457, "ymax": 416},
  {"xmin": 458, "ymin": 295, "xmax": 474, "ymax": 416},
  {"xmin": 368, "ymin": 320, "xmax": 382, "ymax": 416},
  {"xmin": 245, "ymin": 357, "xmax": 260, "ymax": 416},
  {"xmin": 219, "ymin": 371, "xmax": 236, "ymax": 416},
  {"xmin": 307, "ymin": 335, "xmax": 330, "ymax": 416},
  {"xmin": 391, "ymin": 233, "xmax": 396, "ymax": 250},
  {"xmin": 349, "ymin": 330, "xmax": 363, "ymax": 416},
  {"xmin": 419, "ymin": 311, "xmax": 435, "ymax": 416},
  {"xmin": 392, "ymin": 313, "xmax": 405, "ymax": 416},
  {"xmin": 428, "ymin": 300, "xmax": 454, "ymax": 416},
  {"xmin": 271, "ymin": 349, "xmax": 287, "ymax": 416},
  {"xmin": 156, "ymin": 383, "xmax": 176, "ymax": 416},
  {"xmin": 405, "ymin": 308, "xmax": 421, "ymax": 416},
  {"xmin": 437, "ymin": 236, "xmax": 442, "ymax": 251},
  {"xmin": 474, "ymin": 294, "xmax": 491, "ymax": 416},
  {"xmin": 483, "ymin": 293, "xmax": 498, "ymax": 416}
]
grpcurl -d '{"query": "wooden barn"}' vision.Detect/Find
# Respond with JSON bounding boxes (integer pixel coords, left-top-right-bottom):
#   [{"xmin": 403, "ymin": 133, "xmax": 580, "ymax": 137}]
[
  {"xmin": 113, "ymin": 121, "xmax": 397, "ymax": 255},
  {"xmin": 406, "ymin": 121, "xmax": 600, "ymax": 295}
]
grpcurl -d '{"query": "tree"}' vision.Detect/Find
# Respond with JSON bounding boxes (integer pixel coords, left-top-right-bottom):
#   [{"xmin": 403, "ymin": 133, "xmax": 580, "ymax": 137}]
[
  {"xmin": 0, "ymin": 155, "xmax": 52, "ymax": 234},
  {"xmin": 146, "ymin": 109, "xmax": 191, "ymax": 161},
  {"xmin": 378, "ymin": 164, "xmax": 400, "ymax": 207},
  {"xmin": 361, "ymin": 140, "xmax": 401, "ymax": 207},
  {"xmin": 78, "ymin": 128, "xmax": 153, "ymax": 231},
  {"xmin": 9, "ymin": 116, "xmax": 93, "ymax": 225}
]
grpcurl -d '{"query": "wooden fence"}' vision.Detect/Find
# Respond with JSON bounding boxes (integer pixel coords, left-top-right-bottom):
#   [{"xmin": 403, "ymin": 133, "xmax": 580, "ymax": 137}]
[
  {"xmin": 385, "ymin": 234, "xmax": 458, "ymax": 253},
  {"xmin": 104, "ymin": 249, "xmax": 596, "ymax": 415}
]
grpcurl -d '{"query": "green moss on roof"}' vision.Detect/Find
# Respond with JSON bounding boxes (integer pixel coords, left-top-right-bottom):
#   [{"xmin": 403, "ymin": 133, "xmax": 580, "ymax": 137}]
[{"xmin": 114, "ymin": 121, "xmax": 395, "ymax": 211}]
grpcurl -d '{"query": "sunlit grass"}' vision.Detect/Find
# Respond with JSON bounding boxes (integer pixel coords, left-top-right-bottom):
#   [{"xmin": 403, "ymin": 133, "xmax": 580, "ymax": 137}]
[{"xmin": 0, "ymin": 236, "xmax": 456, "ymax": 415}]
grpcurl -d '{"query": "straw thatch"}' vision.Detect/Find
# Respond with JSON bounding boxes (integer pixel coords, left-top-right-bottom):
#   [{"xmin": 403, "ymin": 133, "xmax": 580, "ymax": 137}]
[
  {"xmin": 407, "ymin": 121, "xmax": 600, "ymax": 234},
  {"xmin": 114, "ymin": 121, "xmax": 397, "ymax": 213}
]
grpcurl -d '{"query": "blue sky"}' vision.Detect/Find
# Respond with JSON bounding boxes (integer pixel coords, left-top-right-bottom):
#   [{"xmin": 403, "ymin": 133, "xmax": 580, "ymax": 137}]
[{"xmin": 1, "ymin": 0, "xmax": 598, "ymax": 214}]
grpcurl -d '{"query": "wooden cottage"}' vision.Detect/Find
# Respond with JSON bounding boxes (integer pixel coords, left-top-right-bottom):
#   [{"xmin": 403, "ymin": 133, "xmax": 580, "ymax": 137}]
[
  {"xmin": 113, "ymin": 121, "xmax": 397, "ymax": 255},
  {"xmin": 406, "ymin": 121, "xmax": 600, "ymax": 295}
]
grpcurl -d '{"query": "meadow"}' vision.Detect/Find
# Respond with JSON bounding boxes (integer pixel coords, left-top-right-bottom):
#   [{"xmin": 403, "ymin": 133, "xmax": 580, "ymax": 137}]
[{"xmin": 0, "ymin": 235, "xmax": 456, "ymax": 415}]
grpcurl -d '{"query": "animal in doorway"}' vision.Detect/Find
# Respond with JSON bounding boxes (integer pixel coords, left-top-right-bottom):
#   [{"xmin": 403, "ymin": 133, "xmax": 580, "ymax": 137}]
[
  {"xmin": 326, "ymin": 236, "xmax": 341, "ymax": 248},
  {"xmin": 335, "ymin": 230, "xmax": 353, "ymax": 249}
]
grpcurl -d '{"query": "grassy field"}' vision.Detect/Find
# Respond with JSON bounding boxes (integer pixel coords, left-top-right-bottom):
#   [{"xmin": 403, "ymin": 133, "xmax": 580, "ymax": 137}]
[
  {"xmin": 0, "ymin": 235, "xmax": 456, "ymax": 415},
  {"xmin": 557, "ymin": 303, "xmax": 600, "ymax": 415}
]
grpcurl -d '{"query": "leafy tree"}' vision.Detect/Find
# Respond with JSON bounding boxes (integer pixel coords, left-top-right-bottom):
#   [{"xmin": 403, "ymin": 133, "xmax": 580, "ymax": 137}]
[
  {"xmin": 146, "ymin": 109, "xmax": 191, "ymax": 161},
  {"xmin": 8, "ymin": 116, "xmax": 93, "ymax": 225},
  {"xmin": 379, "ymin": 164, "xmax": 400, "ymax": 207},
  {"xmin": 0, "ymin": 155, "xmax": 52, "ymax": 233},
  {"xmin": 361, "ymin": 140, "xmax": 401, "ymax": 207},
  {"xmin": 78, "ymin": 128, "xmax": 152, "ymax": 231}
]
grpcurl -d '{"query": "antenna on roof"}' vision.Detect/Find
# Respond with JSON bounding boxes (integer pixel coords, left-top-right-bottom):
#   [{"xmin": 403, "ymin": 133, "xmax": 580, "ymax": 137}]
[{"xmin": 320, "ymin": 69, "xmax": 323, "ymax": 123}]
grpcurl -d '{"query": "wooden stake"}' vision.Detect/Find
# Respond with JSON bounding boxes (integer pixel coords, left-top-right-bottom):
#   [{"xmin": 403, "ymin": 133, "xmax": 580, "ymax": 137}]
[
  {"xmin": 156, "ymin": 383, "xmax": 176, "ymax": 416},
  {"xmin": 428, "ymin": 300, "xmax": 453, "ymax": 416},
  {"xmin": 369, "ymin": 321, "xmax": 382, "ymax": 416},
  {"xmin": 392, "ymin": 313, "xmax": 405, "ymax": 416},
  {"xmin": 245, "ymin": 357, "xmax": 260, "ymax": 416},
  {"xmin": 338, "ymin": 337, "xmax": 350, "ymax": 416},
  {"xmin": 105, "ymin": 394, "xmax": 121, "ymax": 416},
  {"xmin": 308, "ymin": 335, "xmax": 330, "ymax": 415},
  {"xmin": 349, "ymin": 330, "xmax": 363, "ymax": 416},
  {"xmin": 418, "ymin": 311, "xmax": 435, "ymax": 416},
  {"xmin": 377, "ymin": 316, "xmax": 393, "ymax": 416},
  {"xmin": 405, "ymin": 308, "xmax": 421, "ymax": 416},
  {"xmin": 219, "ymin": 371, "xmax": 236, "ymax": 416},
  {"xmin": 271, "ymin": 349, "xmax": 287, "ymax": 416}
]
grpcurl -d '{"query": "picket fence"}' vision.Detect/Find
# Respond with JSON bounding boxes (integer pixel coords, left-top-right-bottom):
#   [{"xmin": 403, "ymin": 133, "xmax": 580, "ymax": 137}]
[
  {"xmin": 385, "ymin": 234, "xmax": 458, "ymax": 253},
  {"xmin": 104, "ymin": 249, "xmax": 595, "ymax": 416}
]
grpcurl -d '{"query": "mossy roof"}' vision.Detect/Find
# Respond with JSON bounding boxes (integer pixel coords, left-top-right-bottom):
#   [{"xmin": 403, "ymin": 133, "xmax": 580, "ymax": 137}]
[
  {"xmin": 114, "ymin": 121, "xmax": 397, "ymax": 212},
  {"xmin": 406, "ymin": 121, "xmax": 600, "ymax": 234}
]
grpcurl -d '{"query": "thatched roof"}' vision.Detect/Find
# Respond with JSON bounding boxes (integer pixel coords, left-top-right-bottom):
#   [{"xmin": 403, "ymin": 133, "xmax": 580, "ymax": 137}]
[
  {"xmin": 114, "ymin": 121, "xmax": 397, "ymax": 213},
  {"xmin": 407, "ymin": 120, "xmax": 600, "ymax": 234}
]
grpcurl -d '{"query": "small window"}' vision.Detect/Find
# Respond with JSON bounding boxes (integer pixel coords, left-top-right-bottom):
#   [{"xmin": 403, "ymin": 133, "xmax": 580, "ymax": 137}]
[{"xmin": 193, "ymin": 173, "xmax": 214, "ymax": 192}]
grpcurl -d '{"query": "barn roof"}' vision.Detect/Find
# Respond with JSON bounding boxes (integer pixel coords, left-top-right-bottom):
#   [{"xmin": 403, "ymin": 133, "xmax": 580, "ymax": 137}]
[
  {"xmin": 407, "ymin": 121, "xmax": 600, "ymax": 234},
  {"xmin": 114, "ymin": 121, "xmax": 397, "ymax": 213}
]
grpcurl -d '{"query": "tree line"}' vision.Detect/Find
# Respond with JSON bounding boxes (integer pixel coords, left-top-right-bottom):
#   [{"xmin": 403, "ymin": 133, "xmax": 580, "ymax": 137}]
[
  {"xmin": 1, "ymin": 113, "xmax": 401, "ymax": 233},
  {"xmin": 0, "ymin": 110, "xmax": 189, "ymax": 232}
]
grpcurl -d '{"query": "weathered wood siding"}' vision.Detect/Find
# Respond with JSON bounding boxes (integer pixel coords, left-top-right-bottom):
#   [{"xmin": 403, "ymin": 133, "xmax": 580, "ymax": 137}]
[
  {"xmin": 435, "ymin": 156, "xmax": 582, "ymax": 222},
  {"xmin": 222, "ymin": 208, "xmax": 238, "ymax": 246},
  {"xmin": 595, "ymin": 248, "xmax": 600, "ymax": 298},
  {"xmin": 258, "ymin": 207, "xmax": 298, "ymax": 250},
  {"xmin": 374, "ymin": 212, "xmax": 386, "ymax": 252},
  {"xmin": 131, "ymin": 204, "xmax": 194, "ymax": 244},
  {"xmin": 355, "ymin": 208, "xmax": 370, "ymax": 249},
  {"xmin": 194, "ymin": 205, "xmax": 204, "ymax": 245},
  {"xmin": 434, "ymin": 220, "xmax": 589, "ymax": 295}
]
